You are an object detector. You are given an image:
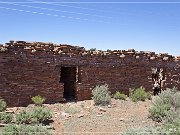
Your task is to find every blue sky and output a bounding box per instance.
[0,0,179,56]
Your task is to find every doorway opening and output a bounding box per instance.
[60,66,77,100]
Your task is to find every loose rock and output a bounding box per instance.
[99,107,106,112]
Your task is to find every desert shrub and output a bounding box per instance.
[149,88,180,122]
[160,128,180,135]
[31,95,45,106]
[1,124,51,135]
[113,92,127,100]
[149,103,170,122]
[164,118,180,130]
[123,127,160,135]
[31,107,52,124]
[165,109,180,123]
[124,126,180,135]
[172,92,180,109]
[158,88,176,106]
[16,107,52,124]
[64,107,80,114]
[129,86,149,102]
[0,112,13,124]
[92,84,111,105]
[0,99,7,112]
[16,110,32,124]
[160,118,180,135]
[160,110,180,134]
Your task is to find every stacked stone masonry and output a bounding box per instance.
[0,41,179,106]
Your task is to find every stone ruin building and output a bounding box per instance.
[0,40,179,106]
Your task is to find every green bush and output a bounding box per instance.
[149,103,170,122]
[122,127,180,135]
[0,112,13,124]
[16,110,32,124]
[0,99,7,112]
[165,109,180,123]
[113,92,127,100]
[123,126,180,135]
[64,107,80,114]
[172,92,180,109]
[31,95,45,106]
[129,86,149,102]
[92,84,111,106]
[160,117,180,135]
[2,124,51,135]
[161,110,180,134]
[16,107,52,124]
[31,107,52,124]
[158,88,176,106]
[164,118,180,130]
[149,88,180,123]
[123,127,161,135]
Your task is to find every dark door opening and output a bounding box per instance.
[60,66,76,100]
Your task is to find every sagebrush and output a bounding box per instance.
[149,87,180,134]
[2,124,51,135]
[31,95,45,106]
[16,110,32,124]
[92,84,111,105]
[0,99,7,112]
[16,107,52,124]
[129,86,150,102]
[31,107,52,124]
[113,91,127,100]
[149,88,180,122]
[149,103,170,122]
[123,127,161,135]
[0,112,13,124]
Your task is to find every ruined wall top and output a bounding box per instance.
[0,40,179,61]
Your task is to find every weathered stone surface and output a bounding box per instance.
[0,41,179,106]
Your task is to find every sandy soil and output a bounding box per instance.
[41,98,160,135]
[3,97,162,135]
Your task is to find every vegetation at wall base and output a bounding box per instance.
[113,92,127,100]
[0,99,7,112]
[129,86,150,102]
[31,95,46,106]
[92,84,111,106]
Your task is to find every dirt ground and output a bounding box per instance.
[43,97,160,135]
[3,97,162,135]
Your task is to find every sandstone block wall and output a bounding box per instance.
[0,41,179,106]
